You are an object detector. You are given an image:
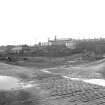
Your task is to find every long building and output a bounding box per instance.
[46,36,76,49]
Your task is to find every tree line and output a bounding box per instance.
[1,38,105,59]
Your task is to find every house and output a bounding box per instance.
[11,46,23,53]
[0,46,7,54]
[10,45,31,54]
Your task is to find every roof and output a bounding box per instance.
[48,38,73,42]
[11,46,22,51]
[0,46,7,52]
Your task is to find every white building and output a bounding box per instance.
[48,36,76,49]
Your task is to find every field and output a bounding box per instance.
[1,56,105,105]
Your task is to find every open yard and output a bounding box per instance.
[1,57,105,105]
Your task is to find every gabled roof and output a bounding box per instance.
[11,46,22,51]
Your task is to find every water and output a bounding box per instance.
[41,68,105,87]
[83,79,105,86]
[41,69,51,73]
[63,76,105,87]
[0,76,34,90]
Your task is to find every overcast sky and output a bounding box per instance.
[0,0,105,45]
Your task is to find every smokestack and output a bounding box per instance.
[48,38,50,42]
[55,35,57,41]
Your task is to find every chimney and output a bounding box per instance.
[55,35,57,41]
[48,38,50,42]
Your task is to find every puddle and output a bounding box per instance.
[41,68,105,87]
[41,69,51,73]
[0,76,35,90]
[83,79,105,86]
[63,76,105,87]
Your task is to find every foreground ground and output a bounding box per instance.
[1,57,105,105]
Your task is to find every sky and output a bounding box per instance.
[0,0,105,45]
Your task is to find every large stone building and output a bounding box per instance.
[47,36,76,49]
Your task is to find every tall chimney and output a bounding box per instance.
[55,35,57,41]
[48,38,50,42]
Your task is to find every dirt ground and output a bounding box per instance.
[1,58,105,105]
